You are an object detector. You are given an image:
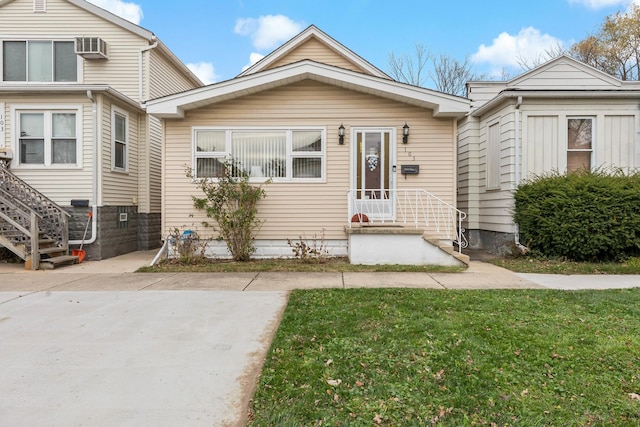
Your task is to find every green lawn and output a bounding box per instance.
[249,288,640,426]
[138,257,464,273]
[490,256,640,275]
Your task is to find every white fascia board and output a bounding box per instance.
[65,0,154,40]
[0,84,143,110]
[147,61,469,118]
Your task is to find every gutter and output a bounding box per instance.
[69,90,98,245]
[139,40,159,103]
[513,96,527,253]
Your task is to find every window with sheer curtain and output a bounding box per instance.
[18,110,78,166]
[3,40,77,82]
[567,118,593,173]
[193,128,324,180]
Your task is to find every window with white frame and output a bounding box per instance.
[17,110,79,166]
[193,128,325,180]
[3,40,77,82]
[486,121,500,190]
[112,109,128,171]
[567,117,593,173]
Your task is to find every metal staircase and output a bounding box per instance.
[0,162,78,270]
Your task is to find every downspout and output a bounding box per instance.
[139,40,158,103]
[513,96,527,252]
[70,90,98,245]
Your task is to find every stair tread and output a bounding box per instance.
[39,246,68,255]
[40,255,79,264]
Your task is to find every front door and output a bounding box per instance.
[352,129,394,219]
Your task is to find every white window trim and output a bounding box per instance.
[567,116,595,170]
[111,106,129,173]
[1,37,82,84]
[11,104,83,169]
[485,119,501,190]
[192,126,327,183]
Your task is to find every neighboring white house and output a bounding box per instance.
[458,55,640,254]
[0,0,202,266]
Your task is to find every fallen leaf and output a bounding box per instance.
[333,393,340,402]
[325,358,333,366]
[630,393,640,401]
[356,380,364,387]
[521,389,529,397]
[373,414,382,424]
[326,379,342,386]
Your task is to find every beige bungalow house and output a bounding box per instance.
[458,55,640,254]
[0,0,202,268]
[147,26,470,266]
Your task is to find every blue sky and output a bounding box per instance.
[88,0,639,86]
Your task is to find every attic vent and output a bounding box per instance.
[75,37,108,60]
[34,0,46,12]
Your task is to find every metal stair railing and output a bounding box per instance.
[347,188,468,253]
[0,164,70,259]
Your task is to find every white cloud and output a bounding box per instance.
[87,0,143,25]
[234,15,303,51]
[186,62,218,85]
[241,52,266,72]
[471,27,565,69]
[568,0,627,9]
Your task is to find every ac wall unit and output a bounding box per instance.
[75,37,108,60]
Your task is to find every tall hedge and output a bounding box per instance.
[513,169,640,261]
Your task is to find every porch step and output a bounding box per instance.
[39,245,69,255]
[423,234,470,265]
[39,255,79,270]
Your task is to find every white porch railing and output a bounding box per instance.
[347,189,468,253]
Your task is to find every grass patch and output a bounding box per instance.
[137,257,464,273]
[250,288,640,426]
[491,256,640,274]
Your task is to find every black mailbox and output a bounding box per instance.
[401,165,419,175]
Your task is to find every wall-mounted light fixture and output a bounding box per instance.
[402,123,410,144]
[338,123,345,145]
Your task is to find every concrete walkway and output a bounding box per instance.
[1,251,639,426]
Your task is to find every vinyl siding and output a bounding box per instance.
[467,82,506,111]
[521,99,640,178]
[4,93,94,205]
[509,62,619,90]
[456,116,481,230]
[101,97,141,205]
[1,0,150,101]
[475,104,517,233]
[264,38,371,74]
[148,115,162,212]
[148,49,200,100]
[163,80,457,240]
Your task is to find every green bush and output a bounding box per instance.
[188,160,270,262]
[514,168,640,261]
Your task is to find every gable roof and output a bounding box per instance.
[147,60,469,119]
[468,55,640,117]
[238,25,390,79]
[0,0,202,86]
[506,54,622,89]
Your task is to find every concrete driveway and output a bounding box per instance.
[0,288,286,426]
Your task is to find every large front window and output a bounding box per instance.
[3,40,77,82]
[193,128,325,180]
[567,118,593,172]
[18,110,78,166]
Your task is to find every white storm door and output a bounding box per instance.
[353,129,394,219]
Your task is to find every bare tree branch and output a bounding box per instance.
[430,54,476,97]
[387,43,431,87]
